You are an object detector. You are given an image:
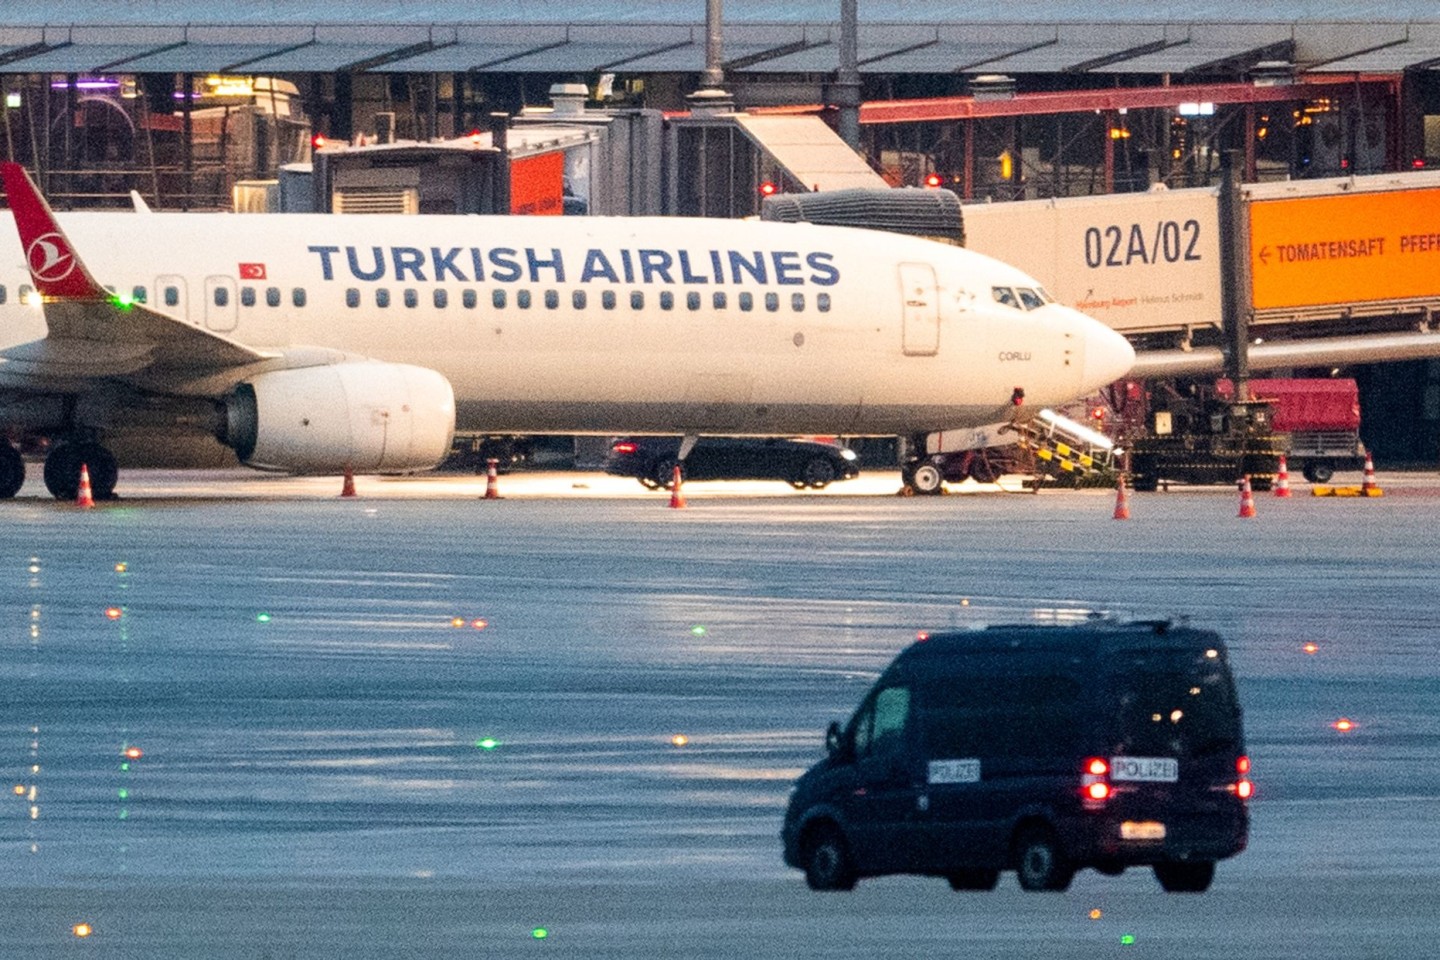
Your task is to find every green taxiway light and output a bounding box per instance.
[1121,934,1136,946]
[476,738,497,750]
[256,613,272,623]
[691,625,706,636]
[531,927,549,940]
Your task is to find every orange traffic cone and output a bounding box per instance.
[1274,456,1291,498]
[1237,476,1257,518]
[1113,475,1130,520]
[1361,451,1381,495]
[76,463,94,508]
[483,458,501,500]
[668,464,686,509]
[340,466,357,498]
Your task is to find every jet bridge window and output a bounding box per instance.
[131,286,147,304]
[239,286,255,307]
[462,289,477,309]
[345,288,360,308]
[266,287,281,308]
[992,286,1020,310]
[433,289,448,309]
[1017,288,1045,310]
[214,286,230,308]
[292,288,306,308]
[403,289,418,308]
[375,289,390,308]
[165,286,180,307]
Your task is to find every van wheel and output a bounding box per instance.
[803,825,857,892]
[947,868,999,891]
[1153,860,1215,893]
[1302,463,1333,483]
[1014,827,1074,892]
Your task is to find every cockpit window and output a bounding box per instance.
[1017,287,1045,310]
[1038,287,1056,303]
[992,286,1020,309]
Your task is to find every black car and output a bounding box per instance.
[783,620,1250,894]
[605,436,860,490]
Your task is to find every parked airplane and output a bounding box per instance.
[0,162,1134,499]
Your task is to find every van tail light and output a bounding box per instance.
[1234,755,1254,800]
[1082,757,1111,807]
[612,441,638,455]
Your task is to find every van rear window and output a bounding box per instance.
[1109,651,1239,758]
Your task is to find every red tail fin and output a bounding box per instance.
[1,162,108,300]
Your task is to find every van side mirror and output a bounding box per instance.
[825,721,844,758]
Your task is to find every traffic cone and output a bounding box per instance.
[1237,476,1257,518]
[668,464,686,509]
[1361,451,1381,495]
[1274,456,1291,498]
[76,463,94,508]
[340,466,357,498]
[1112,474,1130,520]
[483,458,501,500]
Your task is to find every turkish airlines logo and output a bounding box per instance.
[27,232,75,283]
[239,262,267,280]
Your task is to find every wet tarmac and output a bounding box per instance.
[2,470,1438,957]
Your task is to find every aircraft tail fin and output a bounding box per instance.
[1,162,110,301]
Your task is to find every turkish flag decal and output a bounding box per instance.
[239,262,267,280]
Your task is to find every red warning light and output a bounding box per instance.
[759,181,778,196]
[105,607,123,620]
[1331,717,1355,732]
[124,746,143,760]
[469,128,483,144]
[470,619,488,630]
[311,133,328,149]
[1413,158,1427,169]
[612,441,638,455]
[1236,755,1250,775]
[923,173,942,188]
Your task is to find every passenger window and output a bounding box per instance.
[517,290,532,309]
[345,288,360,308]
[165,286,180,307]
[712,291,727,310]
[0,284,6,304]
[292,288,306,308]
[687,291,701,310]
[433,289,448,309]
[492,289,506,309]
[1017,288,1044,310]
[602,290,617,310]
[375,289,390,308]
[20,283,32,304]
[132,285,147,304]
[765,292,779,312]
[817,292,831,312]
[739,292,753,312]
[462,289,477,309]
[659,291,674,310]
[239,286,255,307]
[572,290,586,310]
[545,290,559,309]
[214,286,230,307]
[404,288,418,308]
[791,292,805,312]
[992,286,1019,309]
[630,291,644,310]
[266,287,281,308]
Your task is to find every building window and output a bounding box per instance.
[434,289,448,309]
[345,288,360,308]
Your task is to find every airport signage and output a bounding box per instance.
[964,188,1222,334]
[1249,187,1440,311]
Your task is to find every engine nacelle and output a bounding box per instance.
[221,363,455,474]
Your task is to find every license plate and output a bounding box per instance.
[1110,756,1179,782]
[1121,820,1167,841]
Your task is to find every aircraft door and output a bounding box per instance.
[156,275,189,322]
[204,276,238,333]
[898,262,940,356]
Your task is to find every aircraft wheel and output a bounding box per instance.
[0,443,24,499]
[44,441,118,501]
[910,460,945,496]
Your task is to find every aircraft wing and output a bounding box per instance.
[0,162,273,386]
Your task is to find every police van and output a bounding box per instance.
[782,620,1251,893]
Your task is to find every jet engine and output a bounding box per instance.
[220,362,455,474]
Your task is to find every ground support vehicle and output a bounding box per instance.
[1128,396,1284,491]
[783,619,1251,894]
[1248,378,1365,483]
[904,408,1120,494]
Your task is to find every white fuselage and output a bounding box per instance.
[0,211,1132,438]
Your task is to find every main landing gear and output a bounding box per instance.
[0,440,121,500]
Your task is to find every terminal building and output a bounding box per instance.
[3,1,1440,461]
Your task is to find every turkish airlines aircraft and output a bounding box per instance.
[0,162,1133,499]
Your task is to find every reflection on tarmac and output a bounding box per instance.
[2,474,1439,957]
